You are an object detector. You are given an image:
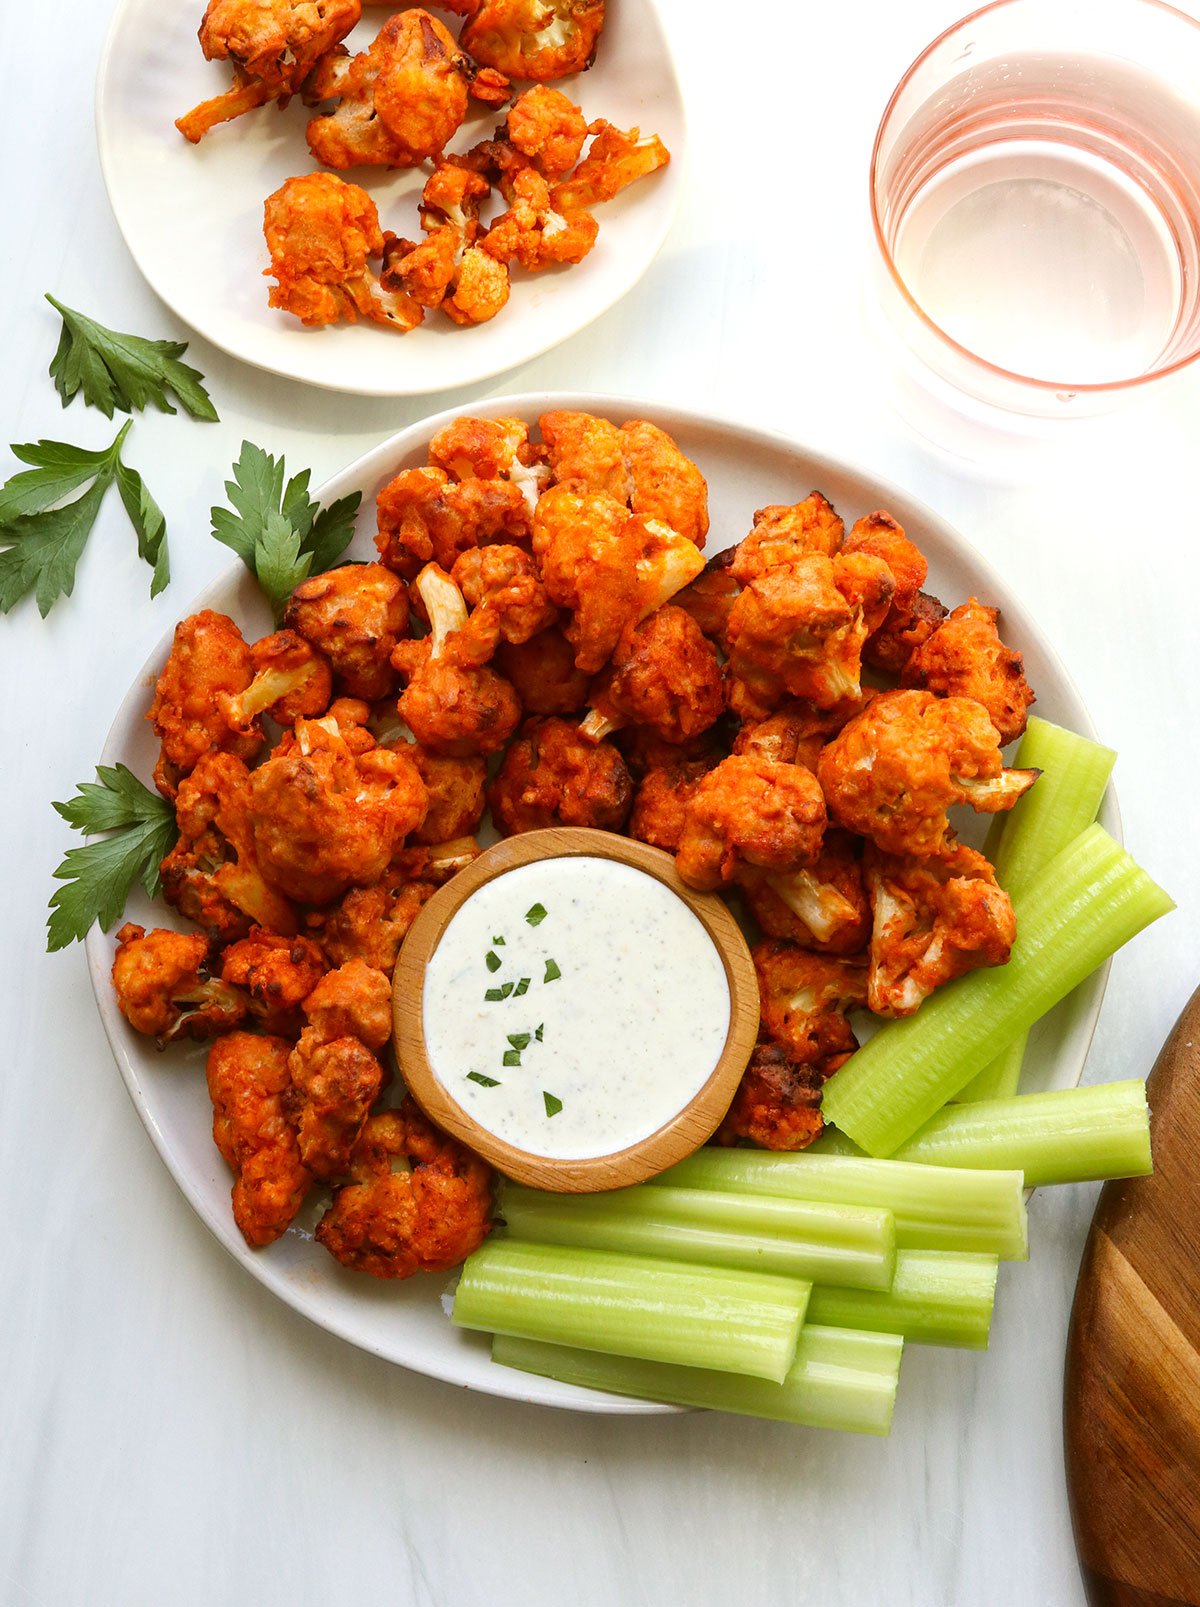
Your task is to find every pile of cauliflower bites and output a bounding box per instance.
[111,410,1038,1279]
[174,0,668,332]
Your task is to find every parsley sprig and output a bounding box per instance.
[47,295,219,422]
[0,422,168,615]
[47,765,178,952]
[212,441,361,621]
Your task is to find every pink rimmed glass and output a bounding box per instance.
[871,0,1200,420]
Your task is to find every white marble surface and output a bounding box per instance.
[2,1,1198,1602]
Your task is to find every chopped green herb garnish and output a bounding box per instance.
[492,935,505,946]
[485,950,502,972]
[507,1033,531,1052]
[543,1092,563,1118]
[502,1049,522,1068]
[513,976,531,997]
[535,1024,544,1042]
[467,1072,501,1088]
[525,903,548,926]
[544,959,562,983]
[485,982,515,1002]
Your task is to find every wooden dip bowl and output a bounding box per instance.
[393,828,759,1193]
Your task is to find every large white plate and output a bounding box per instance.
[87,394,1119,1411]
[94,2,686,396]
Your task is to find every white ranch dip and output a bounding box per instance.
[421,857,731,1161]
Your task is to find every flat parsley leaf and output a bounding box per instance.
[47,295,218,422]
[47,764,178,951]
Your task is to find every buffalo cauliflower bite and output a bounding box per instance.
[403,748,487,842]
[483,166,598,270]
[375,466,531,580]
[716,1042,826,1151]
[494,627,591,714]
[381,162,492,309]
[865,588,948,676]
[729,493,845,583]
[219,629,333,734]
[581,606,725,745]
[753,941,867,1068]
[550,120,669,211]
[675,755,827,892]
[428,415,546,494]
[531,485,643,671]
[112,924,247,1044]
[488,716,633,835]
[505,86,588,175]
[459,0,605,83]
[901,597,1036,744]
[540,410,629,499]
[732,695,871,774]
[308,838,479,969]
[451,544,558,662]
[286,959,392,1180]
[865,843,1017,1018]
[818,689,1039,858]
[619,420,709,550]
[300,956,393,1047]
[263,174,424,331]
[161,752,299,942]
[673,550,742,651]
[725,552,895,719]
[627,756,715,853]
[315,1104,494,1278]
[207,1033,313,1247]
[149,610,262,797]
[284,562,408,700]
[247,718,428,904]
[176,0,362,143]
[218,928,327,1035]
[394,565,523,756]
[741,830,871,956]
[305,10,469,169]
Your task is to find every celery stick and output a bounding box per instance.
[807,1251,999,1348]
[499,1182,896,1290]
[892,1081,1152,1186]
[959,720,1117,1103]
[492,1324,904,1435]
[822,826,1173,1155]
[452,1239,809,1382]
[661,1150,1028,1261]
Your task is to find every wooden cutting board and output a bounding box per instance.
[1064,985,1200,1607]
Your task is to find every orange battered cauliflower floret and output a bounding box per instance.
[494,627,591,714]
[488,715,633,835]
[741,830,871,957]
[675,755,827,893]
[550,120,669,210]
[866,589,948,677]
[247,717,428,904]
[505,85,588,175]
[673,550,741,650]
[284,562,409,700]
[753,941,867,1069]
[176,0,362,142]
[112,924,247,1044]
[582,605,725,745]
[308,838,479,970]
[733,694,871,774]
[483,166,598,270]
[286,959,392,1180]
[263,173,424,331]
[901,597,1035,745]
[149,610,262,798]
[375,467,532,580]
[627,755,716,854]
[382,165,511,325]
[865,843,1016,1018]
[716,1042,826,1152]
[305,10,469,169]
[540,409,629,499]
[219,629,333,734]
[315,1104,494,1278]
[619,420,708,551]
[843,511,930,665]
[817,689,1039,858]
[451,544,558,663]
[428,415,547,490]
[207,1032,314,1246]
[404,748,488,843]
[729,493,845,583]
[218,928,327,1034]
[459,0,605,83]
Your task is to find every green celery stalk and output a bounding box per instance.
[807,1251,999,1348]
[660,1149,1028,1261]
[492,1324,904,1435]
[959,719,1117,1103]
[452,1239,809,1382]
[499,1182,896,1290]
[822,826,1173,1155]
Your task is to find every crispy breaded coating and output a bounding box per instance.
[865,588,948,676]
[285,959,392,1178]
[488,715,633,835]
[901,597,1035,744]
[247,717,428,904]
[405,748,488,842]
[729,493,845,583]
[483,167,598,269]
[149,610,262,797]
[505,86,588,175]
[627,756,714,853]
[308,840,479,969]
[550,120,669,210]
[540,410,630,499]
[716,1042,826,1151]
[428,415,545,487]
[741,830,871,956]
[753,941,867,1068]
[161,752,299,942]
[220,630,334,735]
[263,173,424,331]
[619,420,709,550]
[583,605,725,744]
[818,689,1039,858]
[207,1033,313,1246]
[315,1105,494,1278]
[459,0,605,83]
[219,928,327,1035]
[451,544,558,662]
[306,10,468,169]
[176,0,361,143]
[732,695,870,774]
[301,956,392,1047]
[673,550,741,651]
[375,466,532,580]
[865,843,1016,1018]
[381,162,492,309]
[844,511,925,631]
[726,552,895,719]
[531,485,642,671]
[112,924,246,1043]
[616,724,726,779]
[675,754,826,892]
[494,628,591,714]
[284,562,408,700]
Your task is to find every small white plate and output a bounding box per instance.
[94,2,686,396]
[87,395,1118,1410]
